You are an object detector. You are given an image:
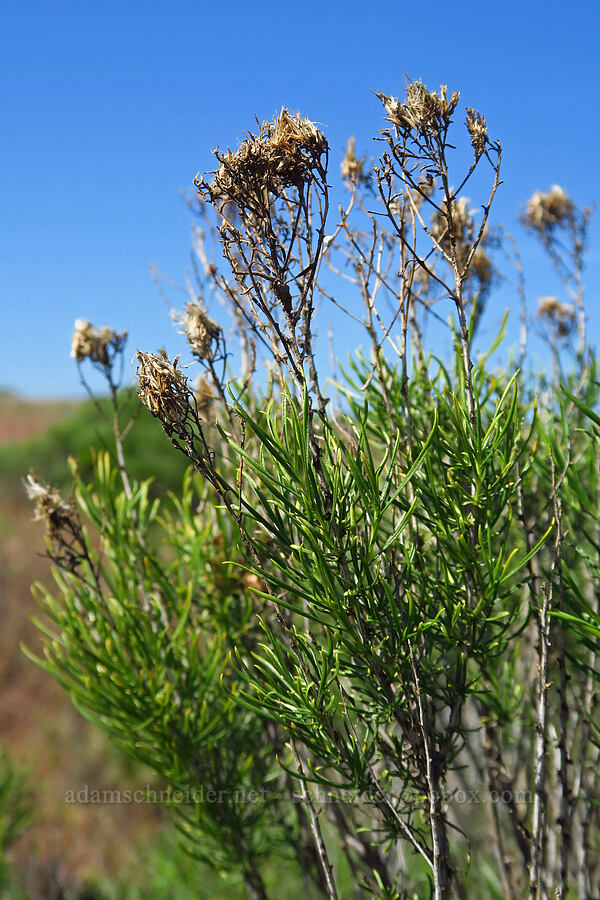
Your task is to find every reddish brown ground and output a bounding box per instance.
[0,395,163,894]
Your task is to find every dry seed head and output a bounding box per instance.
[172,302,221,361]
[136,350,192,427]
[466,108,487,157]
[378,93,405,126]
[434,84,460,121]
[70,319,127,366]
[431,196,474,246]
[341,137,366,183]
[268,108,326,158]
[378,82,459,135]
[537,296,576,336]
[194,375,216,420]
[525,185,574,233]
[403,81,435,131]
[204,108,327,208]
[24,473,82,571]
[24,473,73,524]
[472,248,493,292]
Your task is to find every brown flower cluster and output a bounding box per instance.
[136,350,192,429]
[172,302,221,362]
[466,108,487,157]
[70,319,128,366]
[377,82,460,136]
[25,473,73,525]
[431,196,493,294]
[471,248,493,291]
[194,375,216,420]
[431,196,474,248]
[24,474,84,571]
[524,185,574,234]
[199,108,328,210]
[341,137,366,184]
[537,296,576,337]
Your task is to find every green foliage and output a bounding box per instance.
[25,455,293,891]
[25,341,581,897]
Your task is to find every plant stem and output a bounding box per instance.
[409,644,452,900]
[529,461,561,899]
[290,739,339,900]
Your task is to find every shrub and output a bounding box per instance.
[26,83,599,899]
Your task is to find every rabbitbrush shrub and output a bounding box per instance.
[26,83,600,899]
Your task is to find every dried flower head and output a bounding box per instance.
[341,137,366,183]
[24,473,83,570]
[431,196,474,248]
[24,473,73,524]
[466,108,487,157]
[537,296,576,337]
[471,248,493,293]
[136,350,192,429]
[268,108,327,159]
[70,319,128,366]
[377,82,460,136]
[200,108,328,211]
[430,196,493,294]
[194,375,216,420]
[524,186,574,233]
[172,302,221,362]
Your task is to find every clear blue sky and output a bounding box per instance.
[2,0,599,397]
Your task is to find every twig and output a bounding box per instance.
[529,456,561,900]
[409,642,452,900]
[290,739,339,900]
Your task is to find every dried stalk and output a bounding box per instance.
[290,739,339,900]
[529,460,561,899]
[409,643,452,900]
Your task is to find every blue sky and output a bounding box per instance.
[2,0,599,397]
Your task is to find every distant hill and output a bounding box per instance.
[0,390,81,446]
[0,389,189,501]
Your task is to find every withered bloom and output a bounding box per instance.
[137,351,221,485]
[471,248,493,294]
[466,108,487,158]
[172,302,221,362]
[199,108,328,214]
[136,350,192,431]
[341,137,366,184]
[194,375,216,420]
[537,296,576,337]
[377,82,460,136]
[431,196,493,301]
[24,474,83,571]
[524,186,575,234]
[70,319,128,367]
[431,196,474,248]
[25,473,73,524]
